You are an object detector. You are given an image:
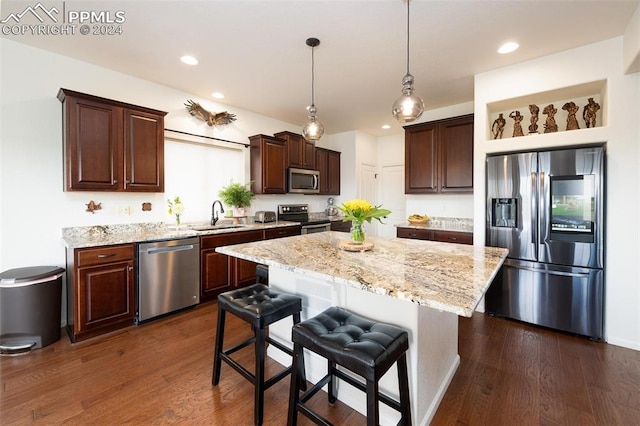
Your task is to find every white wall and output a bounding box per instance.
[474,37,640,350]
[0,38,319,272]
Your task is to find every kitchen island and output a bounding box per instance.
[216,231,508,425]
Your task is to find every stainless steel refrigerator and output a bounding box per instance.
[485,146,605,340]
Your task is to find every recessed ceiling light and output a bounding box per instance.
[212,92,225,99]
[498,42,519,54]
[180,55,198,65]
[381,124,391,130]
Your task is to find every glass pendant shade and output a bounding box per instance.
[392,0,424,123]
[302,105,324,141]
[392,73,425,122]
[302,37,323,142]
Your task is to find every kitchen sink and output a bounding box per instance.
[189,224,245,231]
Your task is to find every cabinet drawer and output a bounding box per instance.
[76,244,134,267]
[264,226,300,239]
[431,230,473,245]
[397,227,432,240]
[201,230,264,250]
[330,220,352,232]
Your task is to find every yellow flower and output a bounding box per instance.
[337,198,391,224]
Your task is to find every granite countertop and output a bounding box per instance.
[62,220,301,249]
[396,216,473,233]
[216,231,508,317]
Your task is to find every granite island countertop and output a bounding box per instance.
[216,231,508,317]
[62,220,301,249]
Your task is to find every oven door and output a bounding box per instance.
[301,223,331,234]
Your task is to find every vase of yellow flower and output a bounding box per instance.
[167,196,184,226]
[337,199,391,244]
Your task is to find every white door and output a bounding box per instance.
[360,164,378,236]
[380,164,405,238]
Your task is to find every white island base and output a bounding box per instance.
[266,267,459,426]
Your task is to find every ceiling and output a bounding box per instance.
[2,0,638,136]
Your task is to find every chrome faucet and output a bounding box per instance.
[211,200,225,226]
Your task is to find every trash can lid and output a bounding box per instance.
[0,266,65,285]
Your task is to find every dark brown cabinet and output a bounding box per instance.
[249,134,287,194]
[264,225,301,240]
[330,220,351,232]
[200,226,301,301]
[396,227,473,245]
[65,244,136,342]
[315,147,341,195]
[404,114,474,194]
[275,131,315,170]
[58,89,166,192]
[200,230,265,302]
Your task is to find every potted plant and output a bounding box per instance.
[218,181,255,217]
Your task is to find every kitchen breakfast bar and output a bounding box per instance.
[216,231,508,425]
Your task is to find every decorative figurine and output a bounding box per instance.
[583,97,600,128]
[528,104,539,134]
[509,110,524,137]
[184,100,237,126]
[562,101,580,130]
[85,200,102,214]
[543,104,558,133]
[491,113,506,139]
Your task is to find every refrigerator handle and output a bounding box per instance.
[531,172,537,245]
[506,263,591,278]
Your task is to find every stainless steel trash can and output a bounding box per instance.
[0,266,65,354]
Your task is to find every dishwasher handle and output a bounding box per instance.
[145,244,196,255]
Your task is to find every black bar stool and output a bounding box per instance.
[256,264,269,284]
[213,283,304,426]
[287,306,411,426]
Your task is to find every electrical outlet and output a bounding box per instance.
[117,206,131,216]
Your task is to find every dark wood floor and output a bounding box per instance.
[1,301,639,425]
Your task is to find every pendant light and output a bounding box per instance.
[302,37,324,142]
[392,0,424,123]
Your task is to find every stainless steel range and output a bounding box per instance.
[278,204,331,234]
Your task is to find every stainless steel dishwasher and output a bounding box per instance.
[137,237,200,323]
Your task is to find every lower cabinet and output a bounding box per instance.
[66,244,136,342]
[330,220,352,232]
[200,230,263,302]
[396,227,473,245]
[200,225,301,302]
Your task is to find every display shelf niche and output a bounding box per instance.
[486,80,606,141]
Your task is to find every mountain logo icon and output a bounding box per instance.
[1,2,60,24]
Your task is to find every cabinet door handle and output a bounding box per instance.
[128,266,134,272]
[112,179,118,184]
[97,253,116,258]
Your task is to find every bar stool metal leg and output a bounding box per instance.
[212,306,226,385]
[255,326,266,425]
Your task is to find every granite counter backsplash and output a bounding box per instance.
[396,216,473,232]
[62,220,300,249]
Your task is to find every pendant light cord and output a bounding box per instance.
[311,45,315,106]
[406,0,411,75]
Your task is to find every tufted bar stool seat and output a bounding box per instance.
[213,283,304,426]
[288,306,411,426]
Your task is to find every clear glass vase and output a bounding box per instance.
[350,220,366,244]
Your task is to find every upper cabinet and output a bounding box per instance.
[249,134,287,194]
[275,131,315,170]
[57,89,166,192]
[315,147,341,195]
[404,114,474,194]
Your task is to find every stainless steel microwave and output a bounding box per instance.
[288,168,320,194]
